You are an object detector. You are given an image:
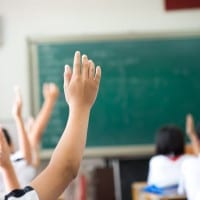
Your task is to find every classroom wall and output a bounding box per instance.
[0,0,200,120]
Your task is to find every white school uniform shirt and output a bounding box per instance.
[147,154,192,188]
[11,151,36,186]
[0,151,36,195]
[1,186,39,200]
[178,155,200,200]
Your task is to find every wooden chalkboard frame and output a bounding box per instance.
[28,31,200,158]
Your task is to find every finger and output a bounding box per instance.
[49,83,56,92]
[188,115,193,125]
[43,83,49,93]
[14,86,21,100]
[13,89,21,108]
[0,129,5,148]
[64,65,72,88]
[94,66,101,83]
[14,85,20,94]
[16,91,22,103]
[82,55,89,79]
[187,114,192,119]
[73,51,81,75]
[88,60,95,79]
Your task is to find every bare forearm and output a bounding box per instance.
[30,107,90,200]
[15,116,32,163]
[1,163,20,192]
[52,107,90,172]
[30,99,56,147]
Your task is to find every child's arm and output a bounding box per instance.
[12,88,32,164]
[186,114,200,155]
[0,128,20,192]
[28,83,59,167]
[30,51,101,200]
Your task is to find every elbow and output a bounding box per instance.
[67,161,80,181]
[49,159,80,183]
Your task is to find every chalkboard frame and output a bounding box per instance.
[28,31,200,158]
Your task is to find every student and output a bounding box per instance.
[0,51,101,200]
[147,124,192,188]
[0,128,20,194]
[0,83,59,193]
[177,114,200,200]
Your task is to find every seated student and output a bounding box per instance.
[0,82,59,193]
[0,51,101,200]
[178,114,200,200]
[147,124,192,189]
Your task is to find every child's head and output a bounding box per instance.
[1,128,14,153]
[155,124,185,156]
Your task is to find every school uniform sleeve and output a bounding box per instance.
[4,186,39,200]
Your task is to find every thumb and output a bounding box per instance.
[64,65,72,88]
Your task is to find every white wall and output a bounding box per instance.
[0,0,200,120]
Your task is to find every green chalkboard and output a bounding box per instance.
[29,33,200,149]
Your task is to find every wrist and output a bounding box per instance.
[69,106,91,116]
[45,94,58,101]
[44,97,57,106]
[14,115,22,122]
[1,161,13,173]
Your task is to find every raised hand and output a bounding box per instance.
[12,86,22,119]
[43,83,59,101]
[186,114,196,137]
[186,113,200,155]
[64,51,101,109]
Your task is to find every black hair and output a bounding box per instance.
[155,124,185,156]
[2,128,12,146]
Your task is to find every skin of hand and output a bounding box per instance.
[43,83,59,101]
[64,53,101,109]
[186,114,196,137]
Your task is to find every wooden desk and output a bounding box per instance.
[140,193,187,200]
[132,182,147,200]
[131,182,187,200]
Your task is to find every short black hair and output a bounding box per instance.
[155,124,185,156]
[2,128,12,146]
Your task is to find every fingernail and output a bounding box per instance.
[65,65,70,72]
